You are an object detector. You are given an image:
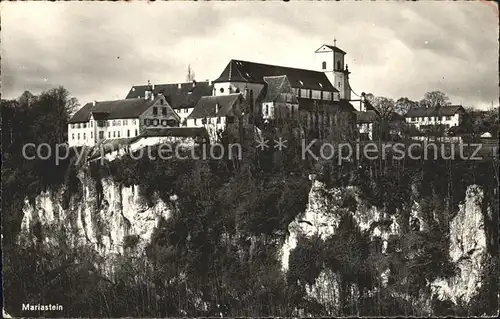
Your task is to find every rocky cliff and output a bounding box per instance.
[7,157,499,317]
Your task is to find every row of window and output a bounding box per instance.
[71,119,138,129]
[322,61,343,70]
[293,88,333,101]
[152,107,169,116]
[194,117,232,125]
[175,108,191,114]
[409,116,452,122]
[71,129,138,141]
[143,118,176,126]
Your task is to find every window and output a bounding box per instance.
[72,133,75,140]
[135,129,138,136]
[185,108,189,113]
[91,132,93,138]
[117,131,120,138]
[83,123,87,128]
[194,119,197,125]
[446,116,451,120]
[265,105,269,116]
[76,123,80,129]
[153,107,158,116]
[312,90,321,99]
[202,118,207,124]
[99,131,104,139]
[90,121,93,127]
[337,61,341,70]
[153,119,159,126]
[144,119,148,125]
[309,90,312,99]
[108,132,111,138]
[160,99,164,105]
[412,117,416,121]
[113,131,116,138]
[322,61,327,70]
[216,117,221,124]
[83,133,86,139]
[127,130,130,137]
[123,120,127,125]
[162,107,167,115]
[161,120,168,126]
[77,133,80,140]
[220,88,224,93]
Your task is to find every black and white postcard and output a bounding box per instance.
[1,1,499,317]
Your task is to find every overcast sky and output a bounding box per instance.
[1,1,498,109]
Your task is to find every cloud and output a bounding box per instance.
[1,1,498,109]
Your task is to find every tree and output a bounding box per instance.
[186,64,196,82]
[18,90,37,107]
[370,96,395,120]
[419,91,451,108]
[395,97,418,115]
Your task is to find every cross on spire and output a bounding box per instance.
[333,38,337,46]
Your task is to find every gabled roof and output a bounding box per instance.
[405,105,464,118]
[355,110,379,124]
[125,81,213,109]
[315,44,346,55]
[262,75,299,104]
[188,94,247,119]
[69,95,178,123]
[213,59,338,92]
[298,98,355,114]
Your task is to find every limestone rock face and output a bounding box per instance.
[281,175,489,311]
[21,171,172,255]
[430,185,487,304]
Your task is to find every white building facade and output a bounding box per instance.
[68,94,180,147]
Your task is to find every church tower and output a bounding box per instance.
[315,40,351,100]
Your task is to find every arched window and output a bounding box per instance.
[337,61,341,70]
[322,61,327,70]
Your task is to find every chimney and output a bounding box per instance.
[207,79,212,86]
[192,80,197,87]
[178,83,182,89]
[93,100,96,107]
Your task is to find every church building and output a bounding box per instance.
[69,42,371,146]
